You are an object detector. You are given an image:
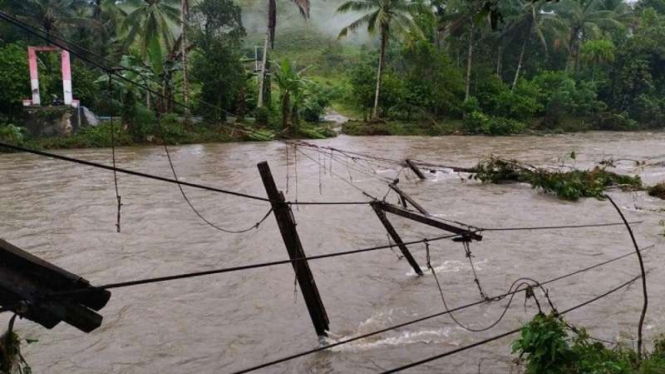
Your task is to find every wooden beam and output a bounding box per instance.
[257,161,329,337]
[370,202,424,275]
[405,159,426,180]
[389,183,429,216]
[0,239,111,333]
[376,201,482,241]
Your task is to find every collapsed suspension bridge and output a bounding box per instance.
[0,9,658,373]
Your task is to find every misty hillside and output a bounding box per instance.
[236,0,372,71]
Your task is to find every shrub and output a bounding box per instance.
[485,117,526,135]
[300,82,336,123]
[592,112,639,131]
[158,113,188,144]
[0,44,29,123]
[463,110,490,134]
[254,107,270,127]
[513,313,665,374]
[0,124,25,146]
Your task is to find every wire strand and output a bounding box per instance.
[380,274,643,373]
[0,142,374,206]
[230,245,654,374]
[45,234,459,298]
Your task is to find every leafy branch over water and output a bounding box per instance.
[471,156,643,201]
[512,313,665,374]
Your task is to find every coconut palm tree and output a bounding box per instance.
[436,0,485,102]
[550,0,627,74]
[180,0,189,114]
[501,0,568,90]
[5,0,88,40]
[122,0,180,72]
[337,0,424,117]
[256,0,310,108]
[580,38,615,81]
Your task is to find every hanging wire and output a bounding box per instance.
[462,240,489,300]
[107,72,122,233]
[380,274,644,374]
[231,248,653,374]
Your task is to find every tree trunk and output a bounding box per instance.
[372,27,388,119]
[93,0,102,20]
[496,44,503,77]
[512,36,528,91]
[282,93,290,131]
[465,21,474,102]
[181,0,190,117]
[145,79,151,110]
[257,31,270,108]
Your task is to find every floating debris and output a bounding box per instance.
[471,156,643,201]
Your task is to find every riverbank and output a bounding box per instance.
[0,120,338,151]
[340,115,653,137]
[2,113,663,153]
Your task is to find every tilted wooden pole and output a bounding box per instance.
[376,201,482,241]
[371,202,424,275]
[257,161,329,337]
[388,183,429,216]
[405,159,426,180]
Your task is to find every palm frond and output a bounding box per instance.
[337,0,375,14]
[338,10,379,38]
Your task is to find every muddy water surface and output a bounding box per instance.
[1,132,664,373]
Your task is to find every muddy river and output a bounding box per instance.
[1,132,664,373]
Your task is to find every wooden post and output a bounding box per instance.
[405,159,426,180]
[389,183,429,216]
[376,201,482,241]
[257,161,329,337]
[371,202,424,275]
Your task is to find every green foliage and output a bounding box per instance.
[609,8,665,128]
[399,41,465,117]
[512,314,574,374]
[472,157,643,200]
[0,44,29,123]
[122,0,180,72]
[0,124,25,150]
[300,83,337,123]
[347,56,378,117]
[189,0,246,123]
[463,110,490,134]
[273,58,310,130]
[254,107,270,127]
[513,313,665,374]
[531,71,605,127]
[71,63,98,108]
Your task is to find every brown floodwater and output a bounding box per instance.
[1,132,664,374]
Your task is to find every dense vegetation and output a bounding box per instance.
[1,0,665,147]
[513,313,665,374]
